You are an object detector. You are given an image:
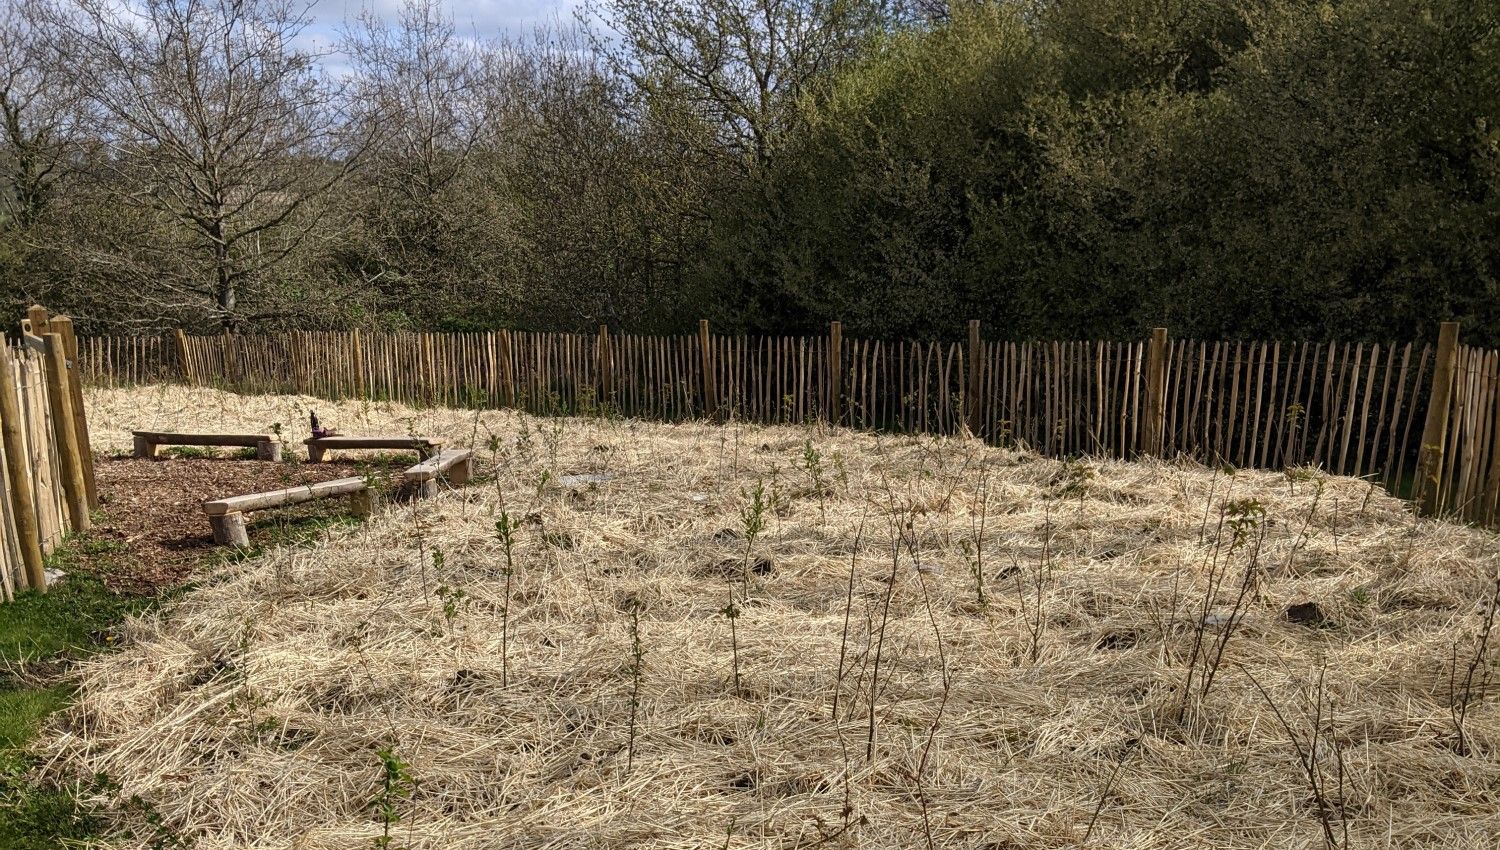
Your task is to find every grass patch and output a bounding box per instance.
[160,445,217,460]
[216,498,369,564]
[0,537,160,848]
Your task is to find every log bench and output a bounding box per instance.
[203,477,372,548]
[304,435,443,464]
[134,431,282,461]
[400,449,475,499]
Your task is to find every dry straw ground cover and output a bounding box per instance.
[44,386,1500,848]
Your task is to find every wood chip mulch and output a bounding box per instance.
[83,455,364,594]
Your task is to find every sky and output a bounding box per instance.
[301,0,575,68]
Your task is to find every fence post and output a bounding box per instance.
[174,328,192,383]
[1144,327,1169,455]
[42,333,91,534]
[698,319,716,419]
[352,329,367,399]
[966,320,982,436]
[24,304,49,336]
[598,324,612,409]
[829,321,843,425]
[50,317,99,510]
[1415,321,1461,516]
[0,346,47,591]
[498,329,515,407]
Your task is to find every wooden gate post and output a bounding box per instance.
[966,320,982,436]
[1415,321,1461,516]
[0,346,47,591]
[698,319,716,419]
[829,321,843,425]
[50,317,99,510]
[42,333,91,533]
[1144,327,1169,455]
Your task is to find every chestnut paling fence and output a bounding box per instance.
[1,308,99,599]
[80,321,1500,527]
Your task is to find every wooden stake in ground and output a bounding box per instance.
[50,316,100,510]
[1143,328,1169,455]
[967,320,982,436]
[829,321,843,425]
[698,320,716,420]
[42,333,91,533]
[1415,322,1461,516]
[0,347,47,591]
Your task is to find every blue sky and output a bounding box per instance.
[301,0,575,68]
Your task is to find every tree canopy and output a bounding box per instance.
[1,0,1495,343]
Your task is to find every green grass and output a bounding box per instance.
[160,445,217,460]
[0,538,159,848]
[216,507,364,564]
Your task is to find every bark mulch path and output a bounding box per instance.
[82,454,368,594]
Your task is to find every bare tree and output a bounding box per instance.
[343,0,486,204]
[0,0,83,229]
[584,0,889,171]
[339,0,505,318]
[60,0,361,329]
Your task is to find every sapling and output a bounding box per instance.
[739,478,768,596]
[432,548,468,634]
[623,594,646,772]
[722,479,768,694]
[496,512,517,688]
[485,431,506,513]
[801,438,829,523]
[1179,498,1266,723]
[371,745,416,850]
[1449,574,1500,756]
[1243,666,1349,850]
[832,513,867,721]
[966,465,992,610]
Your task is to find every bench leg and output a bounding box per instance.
[133,435,157,459]
[450,457,474,486]
[349,489,374,518]
[307,445,326,463]
[255,440,282,462]
[210,512,250,548]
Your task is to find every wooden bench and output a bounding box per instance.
[304,435,443,464]
[203,477,371,547]
[400,449,475,499]
[134,431,281,461]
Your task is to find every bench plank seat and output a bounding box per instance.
[305,435,443,463]
[134,431,281,461]
[202,476,372,548]
[203,477,368,516]
[400,449,474,499]
[403,449,474,482]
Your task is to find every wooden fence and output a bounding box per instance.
[80,321,1500,527]
[1,308,98,599]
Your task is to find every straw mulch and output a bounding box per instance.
[46,385,1500,848]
